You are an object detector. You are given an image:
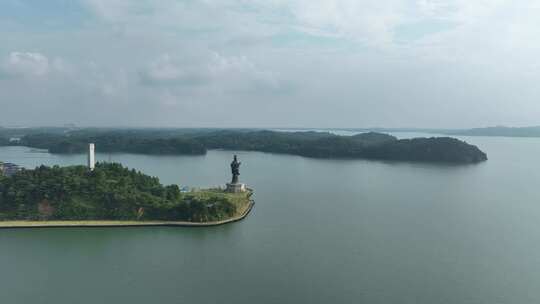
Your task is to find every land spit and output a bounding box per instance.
[0,201,254,229]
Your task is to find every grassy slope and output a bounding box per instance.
[187,189,253,217]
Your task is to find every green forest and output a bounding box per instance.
[0,128,488,163]
[0,163,251,222]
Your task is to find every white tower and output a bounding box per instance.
[88,143,95,171]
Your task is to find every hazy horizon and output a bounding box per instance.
[1,124,539,130]
[1,1,539,128]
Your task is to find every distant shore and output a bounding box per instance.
[0,201,254,229]
[1,128,487,163]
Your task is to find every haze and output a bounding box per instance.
[1,0,539,128]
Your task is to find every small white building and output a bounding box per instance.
[88,143,95,171]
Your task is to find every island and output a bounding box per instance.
[443,126,540,138]
[0,128,488,163]
[0,162,254,228]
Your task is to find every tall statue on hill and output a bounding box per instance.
[226,155,246,193]
[230,155,241,184]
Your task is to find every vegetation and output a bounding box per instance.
[20,133,205,155]
[194,130,486,162]
[0,163,251,222]
[445,126,540,137]
[360,137,487,163]
[2,128,487,163]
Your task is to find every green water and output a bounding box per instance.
[1,134,540,303]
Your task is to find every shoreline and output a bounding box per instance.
[0,201,254,229]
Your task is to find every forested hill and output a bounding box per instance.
[0,129,487,163]
[445,126,540,137]
[0,163,249,222]
[194,131,487,163]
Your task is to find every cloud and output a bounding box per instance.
[82,0,148,22]
[139,54,210,87]
[1,52,50,77]
[279,0,408,46]
[81,0,407,48]
[52,0,540,56]
[140,52,286,94]
[1,1,540,127]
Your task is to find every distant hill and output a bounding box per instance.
[446,126,540,137]
[1,128,487,164]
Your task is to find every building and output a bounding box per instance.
[88,143,95,171]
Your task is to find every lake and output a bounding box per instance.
[1,133,540,304]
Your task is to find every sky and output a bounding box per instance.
[0,0,539,128]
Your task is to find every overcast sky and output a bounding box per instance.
[1,0,539,128]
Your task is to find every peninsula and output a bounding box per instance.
[0,128,488,163]
[0,162,253,228]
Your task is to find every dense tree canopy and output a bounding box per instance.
[7,129,487,163]
[21,133,205,155]
[194,130,486,162]
[0,163,249,222]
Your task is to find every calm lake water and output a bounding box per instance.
[1,133,540,304]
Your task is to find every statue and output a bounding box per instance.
[230,155,241,184]
[226,155,246,193]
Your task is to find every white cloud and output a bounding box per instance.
[282,0,408,46]
[2,52,50,77]
[2,1,540,127]
[140,54,209,86]
[83,0,146,22]
[140,52,284,93]
[82,0,409,48]
[80,0,540,54]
